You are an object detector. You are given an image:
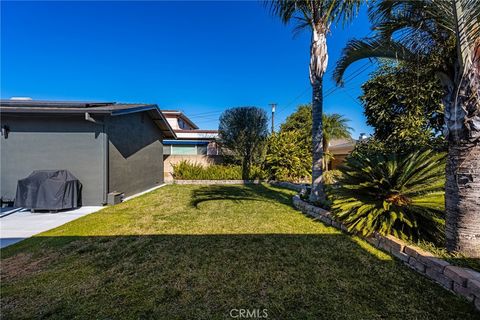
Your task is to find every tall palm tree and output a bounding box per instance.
[333,0,480,257]
[322,113,352,170]
[268,0,363,202]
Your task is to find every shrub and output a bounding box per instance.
[359,62,446,153]
[331,149,446,243]
[264,131,311,182]
[219,107,269,179]
[172,160,266,180]
[322,169,342,185]
[249,165,268,180]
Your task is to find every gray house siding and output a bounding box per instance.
[0,115,106,205]
[107,112,164,197]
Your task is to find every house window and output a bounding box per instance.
[168,144,209,155]
[172,145,197,155]
[178,118,188,129]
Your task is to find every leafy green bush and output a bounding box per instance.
[172,160,266,180]
[219,107,268,179]
[322,169,342,185]
[359,62,446,153]
[264,131,311,182]
[249,165,268,180]
[331,149,446,243]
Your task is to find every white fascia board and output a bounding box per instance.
[174,132,219,139]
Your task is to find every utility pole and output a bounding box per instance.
[269,103,277,134]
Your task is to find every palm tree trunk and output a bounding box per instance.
[445,139,480,257]
[311,78,325,201]
[309,26,328,203]
[444,41,480,257]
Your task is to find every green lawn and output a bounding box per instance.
[1,184,478,319]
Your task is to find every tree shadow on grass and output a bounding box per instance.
[189,184,294,208]
[2,184,478,318]
[1,233,478,320]
[245,183,295,206]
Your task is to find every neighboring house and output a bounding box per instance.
[329,138,357,169]
[161,110,221,181]
[161,110,359,178]
[0,99,175,206]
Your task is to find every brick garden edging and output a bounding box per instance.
[172,180,264,185]
[292,194,480,311]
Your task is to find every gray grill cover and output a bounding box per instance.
[14,170,81,210]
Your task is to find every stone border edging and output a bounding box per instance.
[270,181,306,192]
[172,180,265,185]
[292,194,480,311]
[172,180,306,187]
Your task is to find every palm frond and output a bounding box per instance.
[333,37,416,85]
[267,0,365,32]
[266,0,303,25]
[322,113,353,142]
[330,0,363,27]
[369,0,454,33]
[331,149,445,243]
[460,0,480,45]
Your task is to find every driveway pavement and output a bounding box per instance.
[0,206,103,248]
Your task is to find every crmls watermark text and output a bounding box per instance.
[229,308,268,318]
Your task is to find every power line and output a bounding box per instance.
[274,86,311,115]
[184,32,377,123]
[188,110,224,117]
[341,88,364,107]
[189,116,222,122]
[275,60,373,118]
[190,30,377,122]
[323,61,372,98]
[190,114,222,119]
[188,60,372,125]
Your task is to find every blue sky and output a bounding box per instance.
[1,1,375,135]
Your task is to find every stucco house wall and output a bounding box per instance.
[329,138,357,169]
[108,112,164,197]
[0,115,106,205]
[331,154,349,169]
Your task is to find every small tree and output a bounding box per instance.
[360,62,446,153]
[281,105,352,171]
[280,104,312,146]
[264,131,311,182]
[218,107,268,180]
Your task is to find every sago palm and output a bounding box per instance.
[333,0,480,257]
[332,150,446,243]
[322,113,352,170]
[267,0,363,202]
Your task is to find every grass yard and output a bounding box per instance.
[1,184,478,319]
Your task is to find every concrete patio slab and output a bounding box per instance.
[0,206,103,248]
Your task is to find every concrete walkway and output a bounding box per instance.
[0,206,103,248]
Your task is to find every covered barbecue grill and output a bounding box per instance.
[14,170,81,211]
